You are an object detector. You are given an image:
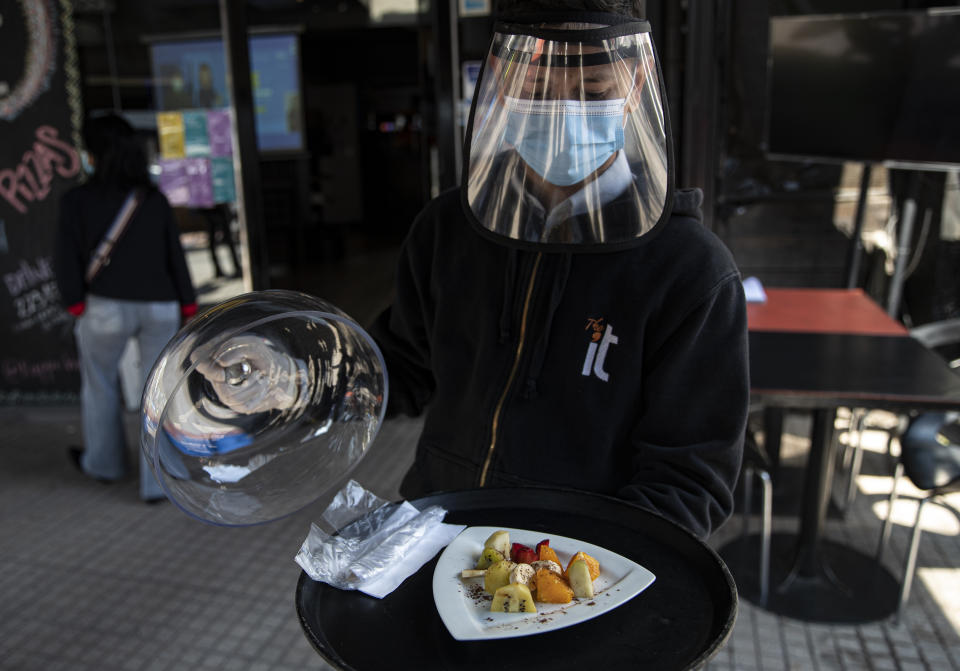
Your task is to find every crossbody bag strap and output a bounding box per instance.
[84,189,144,285]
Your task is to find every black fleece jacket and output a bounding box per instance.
[369,186,748,538]
[54,183,196,310]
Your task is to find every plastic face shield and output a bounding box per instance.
[463,17,673,249]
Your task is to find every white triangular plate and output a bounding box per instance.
[433,526,656,641]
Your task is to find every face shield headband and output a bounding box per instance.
[461,15,675,251]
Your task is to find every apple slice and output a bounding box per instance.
[567,559,595,599]
[483,530,511,557]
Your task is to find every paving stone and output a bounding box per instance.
[858,623,887,640]
[815,657,844,671]
[865,638,892,654]
[920,651,951,667]
[759,653,787,670]
[835,635,864,652]
[871,658,898,671]
[887,626,916,645]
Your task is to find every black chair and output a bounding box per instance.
[875,411,960,621]
[836,407,902,513]
[909,317,960,368]
[836,318,960,513]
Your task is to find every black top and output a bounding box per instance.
[368,186,749,539]
[54,183,196,308]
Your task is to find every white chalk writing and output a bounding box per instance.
[3,256,69,333]
[2,354,79,384]
[12,282,68,332]
[4,256,54,297]
[0,125,80,214]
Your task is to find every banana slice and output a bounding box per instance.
[460,569,487,578]
[530,559,562,575]
[509,563,536,586]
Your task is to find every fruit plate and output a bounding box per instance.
[432,525,656,641]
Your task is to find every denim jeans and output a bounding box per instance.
[75,295,180,500]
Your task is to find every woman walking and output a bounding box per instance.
[55,113,197,502]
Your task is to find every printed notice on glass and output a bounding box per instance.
[157,112,186,159]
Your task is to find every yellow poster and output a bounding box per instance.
[156,112,186,159]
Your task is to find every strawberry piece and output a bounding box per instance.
[510,542,538,564]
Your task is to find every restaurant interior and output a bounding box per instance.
[2,0,960,669]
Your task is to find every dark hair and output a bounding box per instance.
[82,113,151,190]
[494,0,644,19]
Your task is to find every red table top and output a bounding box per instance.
[747,288,908,336]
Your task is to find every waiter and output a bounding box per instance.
[368,0,750,539]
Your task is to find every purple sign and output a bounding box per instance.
[158,158,214,208]
[206,109,233,157]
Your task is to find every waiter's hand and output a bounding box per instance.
[193,334,303,415]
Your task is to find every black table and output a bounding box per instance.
[297,488,737,670]
[724,330,960,622]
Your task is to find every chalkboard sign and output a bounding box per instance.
[0,0,85,402]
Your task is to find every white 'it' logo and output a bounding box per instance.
[581,317,618,382]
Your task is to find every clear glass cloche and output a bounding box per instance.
[140,290,388,526]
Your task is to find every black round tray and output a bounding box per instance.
[296,487,736,670]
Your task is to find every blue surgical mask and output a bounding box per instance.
[503,97,626,187]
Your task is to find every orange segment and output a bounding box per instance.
[532,568,573,603]
[565,551,600,581]
[538,544,561,566]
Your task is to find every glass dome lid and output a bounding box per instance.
[140,290,388,526]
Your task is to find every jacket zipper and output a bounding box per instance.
[479,252,542,487]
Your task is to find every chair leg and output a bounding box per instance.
[758,469,772,607]
[895,496,928,623]
[886,415,908,474]
[844,438,865,511]
[742,465,755,540]
[740,464,772,606]
[842,409,868,512]
[841,408,864,471]
[877,461,905,563]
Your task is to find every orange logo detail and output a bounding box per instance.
[585,317,604,342]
